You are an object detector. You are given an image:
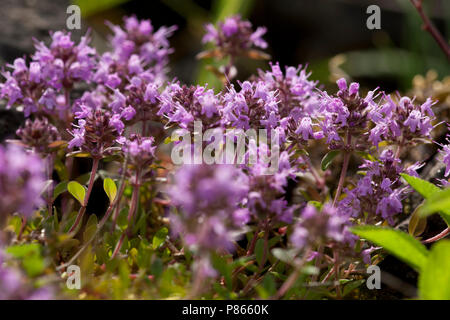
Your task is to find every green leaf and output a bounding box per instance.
[67,181,86,205]
[350,225,428,271]
[83,214,98,243]
[152,227,169,249]
[419,188,450,225]
[103,178,117,204]
[408,203,427,237]
[74,0,130,17]
[150,258,164,279]
[22,255,46,277]
[400,174,440,199]
[8,216,23,236]
[211,253,232,290]
[271,248,296,264]
[343,279,366,297]
[53,208,59,232]
[256,274,276,299]
[255,238,265,267]
[54,158,68,181]
[6,244,45,277]
[6,243,40,258]
[321,150,340,171]
[117,208,129,231]
[163,135,176,144]
[53,181,68,201]
[76,172,94,185]
[419,240,450,299]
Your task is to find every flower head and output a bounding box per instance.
[68,107,122,158]
[338,149,418,225]
[290,203,356,249]
[202,15,267,52]
[369,95,436,148]
[0,144,45,221]
[159,83,222,130]
[169,164,248,253]
[105,16,176,82]
[16,118,61,155]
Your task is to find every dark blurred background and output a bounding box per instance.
[0,0,449,93]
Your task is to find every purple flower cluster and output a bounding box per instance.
[101,16,176,85]
[0,144,45,221]
[290,203,356,250]
[221,80,280,131]
[0,58,47,117]
[338,150,420,225]
[159,82,222,130]
[202,15,267,57]
[68,107,122,158]
[121,134,157,182]
[169,164,249,253]
[0,31,96,119]
[440,144,450,178]
[33,31,96,89]
[257,62,320,120]
[369,95,436,149]
[318,78,379,148]
[107,75,162,126]
[16,117,61,155]
[244,143,298,224]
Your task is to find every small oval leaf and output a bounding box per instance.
[67,181,86,205]
[153,227,169,249]
[409,203,427,237]
[53,181,68,201]
[321,150,340,171]
[103,178,117,204]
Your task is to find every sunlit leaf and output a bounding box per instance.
[419,240,450,299]
[351,225,428,271]
[153,227,169,249]
[321,150,340,171]
[103,178,117,204]
[67,181,86,205]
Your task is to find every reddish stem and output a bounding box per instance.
[409,0,450,60]
[422,227,450,244]
[111,180,140,259]
[333,132,351,207]
[68,157,100,233]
